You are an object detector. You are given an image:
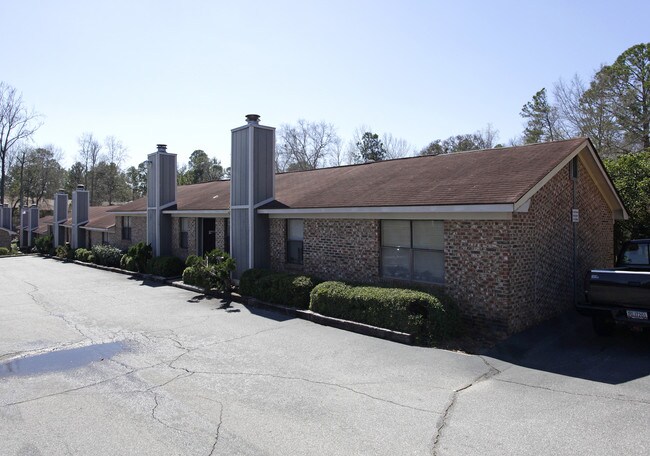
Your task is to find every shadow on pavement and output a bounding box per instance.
[484,311,650,385]
[127,276,166,288]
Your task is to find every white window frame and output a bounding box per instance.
[380,220,444,284]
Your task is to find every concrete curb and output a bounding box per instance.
[40,255,415,346]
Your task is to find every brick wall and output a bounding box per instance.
[0,229,11,248]
[171,217,198,260]
[269,218,287,270]
[444,220,513,336]
[113,216,146,251]
[270,218,380,282]
[87,230,114,248]
[446,160,614,336]
[214,218,226,252]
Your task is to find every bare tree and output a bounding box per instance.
[77,132,102,205]
[101,136,128,204]
[276,120,340,171]
[381,133,414,159]
[0,82,42,204]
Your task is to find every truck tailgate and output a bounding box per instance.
[588,269,650,309]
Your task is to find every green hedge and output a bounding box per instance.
[34,235,53,254]
[75,248,94,263]
[310,281,460,344]
[147,256,185,277]
[0,247,9,256]
[91,244,123,268]
[181,249,236,293]
[239,268,320,309]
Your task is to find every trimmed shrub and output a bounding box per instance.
[75,248,93,262]
[55,243,76,260]
[310,282,460,345]
[239,268,320,309]
[126,242,152,272]
[182,265,209,289]
[91,244,123,268]
[147,256,185,277]
[185,254,202,268]
[34,235,54,254]
[181,249,236,293]
[0,247,9,256]
[120,253,138,272]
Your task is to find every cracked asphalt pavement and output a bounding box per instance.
[1,256,649,455]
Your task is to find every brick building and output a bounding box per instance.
[106,116,626,335]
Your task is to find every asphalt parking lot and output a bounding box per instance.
[1,256,648,455]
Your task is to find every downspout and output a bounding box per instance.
[571,157,578,307]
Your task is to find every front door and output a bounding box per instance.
[201,218,216,255]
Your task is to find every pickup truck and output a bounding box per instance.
[579,239,650,335]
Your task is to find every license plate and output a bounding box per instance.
[626,310,648,320]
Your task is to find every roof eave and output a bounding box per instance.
[257,204,521,220]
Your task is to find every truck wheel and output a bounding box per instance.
[592,316,615,336]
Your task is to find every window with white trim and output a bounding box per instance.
[287,219,304,265]
[381,220,444,283]
[180,218,189,249]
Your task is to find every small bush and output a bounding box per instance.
[0,247,10,256]
[55,243,76,260]
[147,256,185,277]
[34,235,54,254]
[125,242,152,272]
[239,268,320,309]
[185,254,202,267]
[75,248,93,262]
[309,281,460,345]
[182,265,209,289]
[181,249,236,293]
[120,253,138,272]
[91,244,123,268]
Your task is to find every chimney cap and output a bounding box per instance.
[57,189,66,194]
[245,114,261,124]
[156,144,167,153]
[76,184,85,190]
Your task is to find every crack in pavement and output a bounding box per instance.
[151,392,191,435]
[431,356,501,456]
[0,369,138,408]
[203,397,224,456]
[492,378,650,405]
[23,280,93,343]
[183,370,439,414]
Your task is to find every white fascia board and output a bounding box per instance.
[584,142,629,220]
[258,204,517,220]
[163,210,229,217]
[81,226,114,232]
[109,211,146,216]
[147,200,176,211]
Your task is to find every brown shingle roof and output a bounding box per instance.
[109,180,231,213]
[85,206,118,230]
[38,206,118,232]
[110,138,591,213]
[270,138,588,208]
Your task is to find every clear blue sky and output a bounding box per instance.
[3,0,648,170]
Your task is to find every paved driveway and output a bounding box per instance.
[0,256,648,455]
